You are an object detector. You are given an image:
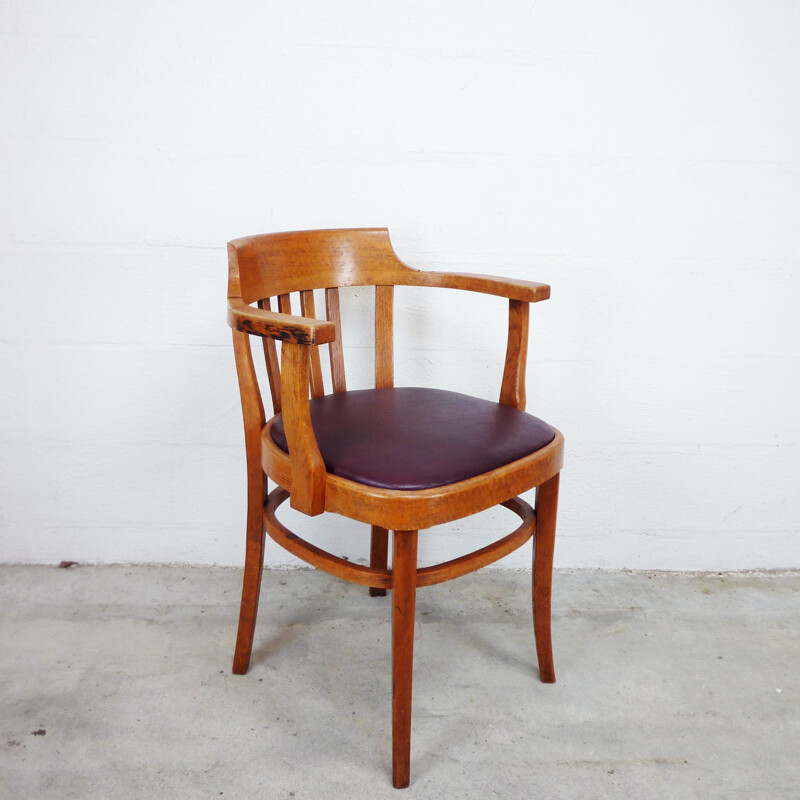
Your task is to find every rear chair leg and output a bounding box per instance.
[232,472,267,675]
[392,530,418,788]
[369,525,389,597]
[533,472,559,683]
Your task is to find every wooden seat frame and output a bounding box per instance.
[227,228,563,788]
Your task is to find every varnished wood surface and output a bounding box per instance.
[325,288,347,393]
[400,269,549,302]
[226,227,563,788]
[392,530,418,789]
[261,416,563,531]
[231,228,411,302]
[256,298,282,414]
[369,525,389,597]
[415,497,534,587]
[533,472,559,683]
[500,299,529,411]
[375,285,394,389]
[231,329,268,674]
[262,486,536,591]
[264,487,392,589]
[229,228,549,303]
[228,298,336,345]
[279,343,326,516]
[300,290,325,398]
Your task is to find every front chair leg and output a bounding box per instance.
[392,530,418,788]
[232,472,267,675]
[369,525,389,597]
[533,472,560,683]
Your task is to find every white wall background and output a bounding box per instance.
[1,1,798,570]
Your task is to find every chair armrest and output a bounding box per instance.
[395,269,545,409]
[400,271,550,303]
[228,299,337,345]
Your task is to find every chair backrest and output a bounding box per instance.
[227,228,410,414]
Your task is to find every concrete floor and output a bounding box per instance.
[1,566,798,799]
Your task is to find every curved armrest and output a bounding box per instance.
[399,271,550,303]
[228,299,336,345]
[392,268,545,410]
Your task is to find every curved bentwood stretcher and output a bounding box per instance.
[227,228,563,788]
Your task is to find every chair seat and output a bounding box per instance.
[270,387,556,491]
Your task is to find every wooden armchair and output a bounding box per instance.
[227,228,564,788]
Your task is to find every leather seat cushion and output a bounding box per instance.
[270,387,555,491]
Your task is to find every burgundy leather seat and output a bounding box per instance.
[270,387,555,491]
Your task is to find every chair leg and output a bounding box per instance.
[533,472,559,684]
[369,525,389,597]
[232,472,267,675]
[391,530,418,789]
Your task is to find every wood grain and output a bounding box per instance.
[263,487,538,592]
[256,298,282,414]
[226,228,563,788]
[325,287,347,392]
[375,285,394,389]
[279,342,326,515]
[300,290,325,398]
[402,269,550,302]
[277,293,292,315]
[231,228,414,302]
[500,299,530,410]
[392,529,418,789]
[227,299,336,345]
[264,487,392,589]
[229,228,549,303]
[369,525,389,597]
[231,329,267,674]
[533,472,559,683]
[262,417,563,531]
[415,497,534,587]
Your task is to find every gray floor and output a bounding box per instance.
[1,565,798,799]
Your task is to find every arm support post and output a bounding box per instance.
[280,342,326,515]
[500,299,530,410]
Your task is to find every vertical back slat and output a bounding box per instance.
[257,298,282,414]
[277,294,293,403]
[375,285,394,388]
[300,290,325,398]
[278,293,292,315]
[325,287,347,393]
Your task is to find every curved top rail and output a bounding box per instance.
[228,228,415,303]
[228,228,550,304]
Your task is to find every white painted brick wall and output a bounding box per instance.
[1,1,798,569]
